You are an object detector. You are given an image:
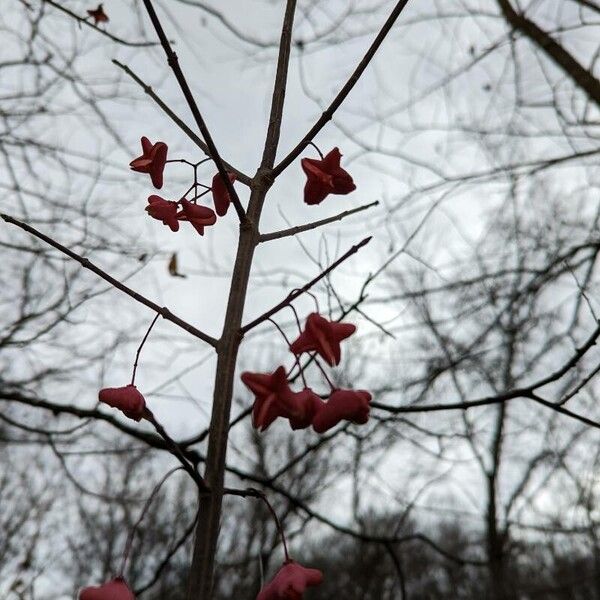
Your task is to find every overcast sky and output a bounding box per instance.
[5,2,597,595]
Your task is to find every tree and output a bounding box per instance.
[3,0,411,598]
[2,1,600,599]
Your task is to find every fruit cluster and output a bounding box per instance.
[242,312,371,434]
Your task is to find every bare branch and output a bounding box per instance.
[134,510,199,596]
[259,200,379,242]
[113,60,252,186]
[145,410,209,491]
[241,236,371,333]
[1,214,219,348]
[141,0,247,221]
[260,0,297,169]
[172,0,276,48]
[496,0,600,105]
[42,0,160,47]
[373,320,600,414]
[272,0,411,177]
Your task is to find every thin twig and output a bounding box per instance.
[529,392,600,431]
[241,236,371,333]
[373,320,600,415]
[131,314,160,385]
[119,467,184,576]
[42,0,160,47]
[2,389,203,465]
[497,0,600,106]
[224,487,290,561]
[227,471,486,565]
[384,542,407,600]
[559,361,600,405]
[145,410,209,491]
[171,0,276,48]
[135,509,200,596]
[260,0,298,169]
[4,390,482,566]
[1,213,218,348]
[259,200,379,242]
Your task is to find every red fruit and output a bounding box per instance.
[241,367,322,431]
[288,388,324,431]
[79,577,135,600]
[145,195,179,232]
[129,137,168,189]
[177,199,217,236]
[211,171,236,217]
[301,147,355,205]
[98,385,146,421]
[257,561,323,600]
[87,4,109,24]
[290,313,356,366]
[312,389,372,433]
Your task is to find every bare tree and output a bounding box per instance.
[2,1,600,599]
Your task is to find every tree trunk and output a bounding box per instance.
[185,174,272,599]
[486,468,510,600]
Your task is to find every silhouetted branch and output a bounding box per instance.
[1,214,218,348]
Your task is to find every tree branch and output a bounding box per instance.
[497,0,600,105]
[272,0,411,177]
[141,0,247,221]
[145,410,209,490]
[1,214,218,348]
[373,320,600,414]
[241,236,371,333]
[224,463,487,566]
[2,390,484,567]
[42,0,160,48]
[135,510,199,596]
[0,389,193,458]
[113,60,251,186]
[260,0,297,169]
[172,0,277,48]
[259,200,379,242]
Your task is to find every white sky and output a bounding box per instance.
[2,1,599,595]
